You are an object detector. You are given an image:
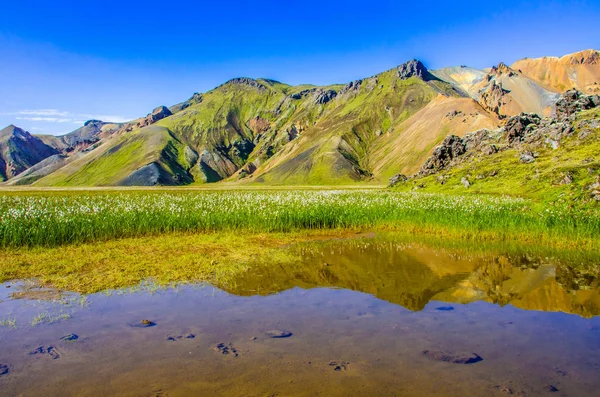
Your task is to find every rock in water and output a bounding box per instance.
[0,363,8,376]
[329,361,349,371]
[29,346,61,360]
[60,334,79,342]
[213,343,238,357]
[423,350,483,364]
[265,329,293,338]
[130,319,156,328]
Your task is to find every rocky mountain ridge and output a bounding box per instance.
[391,89,600,203]
[2,49,599,187]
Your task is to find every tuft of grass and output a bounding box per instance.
[30,311,71,327]
[0,316,17,329]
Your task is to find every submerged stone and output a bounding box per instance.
[167,333,195,341]
[265,330,293,338]
[436,306,455,311]
[0,363,8,376]
[60,334,79,342]
[213,343,238,357]
[131,319,156,328]
[329,361,349,371]
[423,350,483,364]
[29,346,61,360]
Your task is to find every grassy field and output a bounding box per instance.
[1,189,599,249]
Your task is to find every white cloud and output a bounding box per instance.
[16,116,80,123]
[3,109,132,124]
[15,109,70,117]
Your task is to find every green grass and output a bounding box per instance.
[1,189,599,249]
[0,316,17,329]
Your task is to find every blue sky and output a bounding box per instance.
[1,0,599,135]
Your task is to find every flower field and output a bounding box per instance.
[0,190,598,247]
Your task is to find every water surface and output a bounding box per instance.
[1,234,599,396]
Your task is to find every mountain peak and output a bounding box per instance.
[396,59,430,80]
[490,62,517,77]
[222,77,268,91]
[84,120,103,126]
[0,124,29,139]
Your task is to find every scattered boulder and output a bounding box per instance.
[436,175,448,185]
[389,174,408,187]
[445,110,464,120]
[461,177,471,188]
[559,172,574,185]
[519,151,535,164]
[423,350,483,364]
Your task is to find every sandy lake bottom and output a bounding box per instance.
[1,235,599,396]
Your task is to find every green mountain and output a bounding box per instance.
[2,49,599,188]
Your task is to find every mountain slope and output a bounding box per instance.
[2,49,598,187]
[392,90,600,204]
[512,49,600,94]
[0,125,59,181]
[35,125,193,186]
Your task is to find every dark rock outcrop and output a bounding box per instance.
[409,89,600,185]
[313,89,337,105]
[223,77,267,91]
[478,80,511,118]
[505,113,542,143]
[137,106,173,129]
[397,59,433,81]
[339,79,363,96]
[418,135,466,176]
[389,174,408,187]
[555,89,600,120]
